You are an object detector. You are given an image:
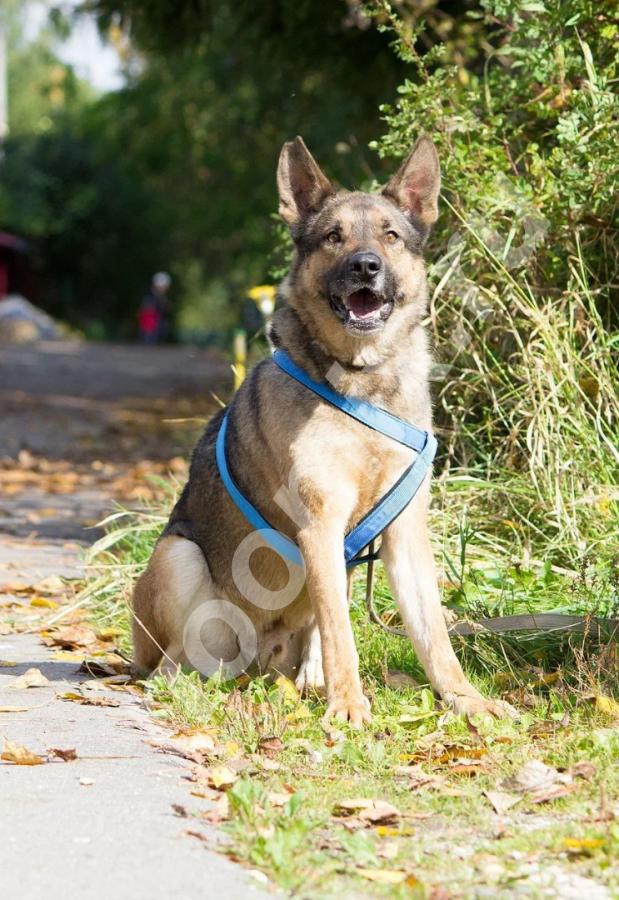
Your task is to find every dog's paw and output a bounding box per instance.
[295,654,326,697]
[323,691,372,728]
[445,689,518,720]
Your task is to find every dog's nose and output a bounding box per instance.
[348,251,382,280]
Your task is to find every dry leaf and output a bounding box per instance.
[33,575,64,595]
[0,661,18,667]
[530,783,578,804]
[79,777,95,786]
[170,729,218,755]
[357,868,412,885]
[11,667,50,689]
[335,798,401,824]
[43,626,98,649]
[569,760,597,781]
[483,790,521,815]
[49,747,77,762]
[258,736,284,756]
[172,803,189,818]
[59,691,120,708]
[385,669,419,691]
[0,705,31,712]
[502,759,568,794]
[1,738,45,765]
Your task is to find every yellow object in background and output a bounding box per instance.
[232,329,247,390]
[247,284,276,318]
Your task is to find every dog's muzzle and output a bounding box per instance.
[327,251,395,334]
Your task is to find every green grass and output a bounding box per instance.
[81,233,619,894]
[84,500,619,897]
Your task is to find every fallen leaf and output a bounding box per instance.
[0,660,18,667]
[43,626,98,650]
[30,597,59,610]
[50,651,85,663]
[595,695,619,717]
[33,575,64,595]
[357,868,411,884]
[49,747,77,762]
[376,825,414,837]
[258,736,284,756]
[502,759,568,794]
[274,675,300,704]
[1,738,45,765]
[201,794,230,824]
[569,760,597,781]
[385,669,419,691]
[184,829,209,843]
[59,691,120,708]
[483,790,522,815]
[10,667,50,689]
[170,729,218,755]
[563,837,604,854]
[209,765,238,790]
[79,777,95,786]
[172,803,188,818]
[0,705,31,712]
[335,798,401,824]
[530,783,578,804]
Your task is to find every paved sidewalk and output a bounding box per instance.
[0,632,270,900]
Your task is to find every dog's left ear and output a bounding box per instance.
[382,136,441,233]
[277,136,334,228]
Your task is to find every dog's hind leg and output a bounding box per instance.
[132,535,217,676]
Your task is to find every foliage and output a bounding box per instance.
[367,0,619,567]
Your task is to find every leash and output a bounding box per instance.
[216,349,437,569]
[363,546,619,639]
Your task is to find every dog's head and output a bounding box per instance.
[277,136,440,354]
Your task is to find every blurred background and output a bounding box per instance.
[0,0,616,581]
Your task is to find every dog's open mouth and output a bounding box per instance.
[330,288,393,332]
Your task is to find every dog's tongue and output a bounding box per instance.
[345,289,382,319]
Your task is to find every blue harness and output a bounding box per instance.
[215,349,437,569]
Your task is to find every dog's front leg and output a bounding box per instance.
[297,524,370,726]
[381,513,516,719]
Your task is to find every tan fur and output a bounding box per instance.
[132,136,515,724]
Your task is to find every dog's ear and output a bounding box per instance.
[277,136,333,228]
[382,136,441,233]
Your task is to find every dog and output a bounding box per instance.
[132,135,514,725]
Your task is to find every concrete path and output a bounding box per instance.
[0,634,268,899]
[0,342,272,899]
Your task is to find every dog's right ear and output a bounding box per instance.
[277,136,333,228]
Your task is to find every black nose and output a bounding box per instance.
[348,250,382,280]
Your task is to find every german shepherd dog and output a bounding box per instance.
[133,136,514,725]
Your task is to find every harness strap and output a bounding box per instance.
[216,350,437,568]
[272,350,427,452]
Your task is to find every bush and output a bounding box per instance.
[369,0,618,567]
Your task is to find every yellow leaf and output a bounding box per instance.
[209,765,238,790]
[563,837,604,852]
[275,675,300,704]
[30,597,59,610]
[50,651,85,662]
[170,728,218,754]
[96,627,124,640]
[1,738,45,765]
[0,661,18,667]
[357,868,409,884]
[376,825,414,837]
[595,695,619,717]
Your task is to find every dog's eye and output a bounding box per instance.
[385,230,399,244]
[324,230,341,245]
